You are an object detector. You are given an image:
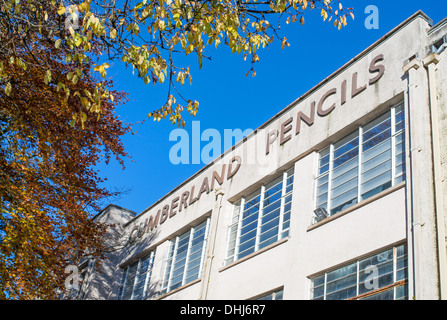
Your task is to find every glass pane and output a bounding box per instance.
[331,196,358,215]
[331,185,358,214]
[362,148,391,173]
[361,171,392,200]
[362,159,392,183]
[319,148,330,175]
[320,153,330,167]
[332,157,358,185]
[117,270,126,299]
[243,202,260,219]
[238,239,256,258]
[326,263,357,300]
[395,118,405,132]
[264,176,282,196]
[396,284,408,300]
[395,173,406,184]
[332,167,358,192]
[122,261,138,300]
[311,275,326,300]
[396,245,408,281]
[395,131,405,145]
[133,254,153,299]
[238,213,257,258]
[362,139,391,163]
[186,223,207,284]
[316,174,329,209]
[333,133,359,169]
[359,249,394,295]
[362,111,391,153]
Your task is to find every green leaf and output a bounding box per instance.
[55,39,62,49]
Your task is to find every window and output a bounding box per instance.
[118,251,155,300]
[256,289,284,300]
[310,244,408,300]
[315,103,405,221]
[225,168,294,266]
[162,218,210,294]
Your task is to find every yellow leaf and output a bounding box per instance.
[57,5,65,15]
[185,44,194,55]
[110,28,117,39]
[302,0,308,10]
[4,82,11,96]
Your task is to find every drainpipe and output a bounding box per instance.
[199,187,225,300]
[423,51,447,300]
[403,58,422,300]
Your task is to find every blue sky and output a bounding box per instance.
[96,1,446,215]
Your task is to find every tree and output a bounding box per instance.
[0,2,131,299]
[2,0,353,128]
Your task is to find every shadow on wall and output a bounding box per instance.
[82,216,162,300]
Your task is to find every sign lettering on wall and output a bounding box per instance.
[266,54,385,154]
[128,54,385,243]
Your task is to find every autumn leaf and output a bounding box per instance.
[4,82,12,96]
[57,5,65,15]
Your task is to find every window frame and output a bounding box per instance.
[255,288,284,300]
[310,244,408,300]
[224,168,294,266]
[161,218,211,294]
[314,103,406,222]
[118,251,155,300]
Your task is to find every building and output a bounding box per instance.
[78,11,447,300]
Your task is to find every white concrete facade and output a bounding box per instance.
[80,11,447,300]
